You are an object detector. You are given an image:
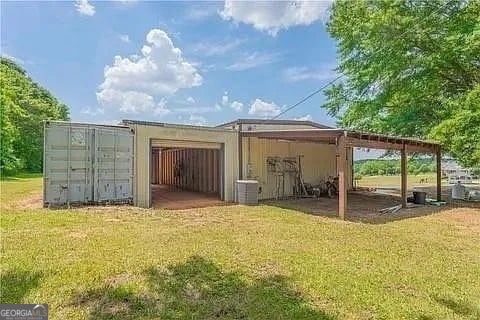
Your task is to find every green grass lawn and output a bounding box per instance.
[357,173,439,189]
[1,176,480,319]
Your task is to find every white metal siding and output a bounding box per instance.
[131,123,238,207]
[243,137,338,200]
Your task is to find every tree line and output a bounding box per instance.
[0,58,69,175]
[354,159,436,177]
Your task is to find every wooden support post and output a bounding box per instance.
[337,135,347,220]
[436,146,442,201]
[401,143,407,208]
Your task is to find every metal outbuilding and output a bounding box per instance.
[43,118,441,219]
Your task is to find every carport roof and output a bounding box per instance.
[241,128,440,153]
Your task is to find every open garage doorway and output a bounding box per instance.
[150,142,224,209]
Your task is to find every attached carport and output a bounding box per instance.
[123,120,238,208]
[242,129,441,219]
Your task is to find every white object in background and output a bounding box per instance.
[468,190,480,201]
[451,182,466,200]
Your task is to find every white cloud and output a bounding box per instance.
[226,51,280,71]
[192,38,244,57]
[283,66,337,82]
[230,101,243,112]
[248,98,280,117]
[117,0,138,4]
[294,114,313,121]
[119,34,131,43]
[187,114,207,126]
[219,91,243,112]
[221,91,229,106]
[186,96,195,104]
[220,0,331,36]
[81,107,105,116]
[97,29,202,115]
[153,99,170,116]
[75,0,95,16]
[97,90,155,113]
[174,103,221,114]
[185,4,219,21]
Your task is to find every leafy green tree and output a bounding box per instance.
[325,0,480,167]
[0,58,69,174]
[430,85,480,167]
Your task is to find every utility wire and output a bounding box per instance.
[270,0,455,120]
[271,74,343,120]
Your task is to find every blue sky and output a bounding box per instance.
[1,0,383,158]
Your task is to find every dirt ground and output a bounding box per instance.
[8,181,479,225]
[264,185,480,224]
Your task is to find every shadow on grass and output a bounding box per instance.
[0,269,42,303]
[72,256,335,319]
[433,295,480,318]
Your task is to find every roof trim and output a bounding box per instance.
[121,119,235,133]
[216,118,333,129]
[45,120,129,129]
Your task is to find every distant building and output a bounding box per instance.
[442,159,472,184]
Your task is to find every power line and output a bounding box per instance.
[270,0,455,120]
[271,74,343,120]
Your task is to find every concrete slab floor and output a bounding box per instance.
[151,184,224,210]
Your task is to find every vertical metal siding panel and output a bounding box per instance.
[178,149,182,188]
[196,150,201,192]
[172,150,175,187]
[156,149,160,184]
[166,150,169,185]
[172,150,175,186]
[161,151,165,184]
[151,150,157,184]
[181,149,185,189]
[176,149,180,188]
[163,150,168,185]
[199,149,207,192]
[186,149,189,189]
[201,149,206,192]
[167,150,170,185]
[211,150,215,193]
[151,150,155,184]
[205,150,210,192]
[194,149,198,191]
[202,149,208,192]
[213,150,219,194]
[164,150,168,185]
[183,149,188,189]
[199,149,204,192]
[168,150,172,185]
[169,150,173,185]
[207,150,213,193]
[192,149,198,191]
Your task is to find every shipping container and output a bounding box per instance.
[43,121,134,206]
